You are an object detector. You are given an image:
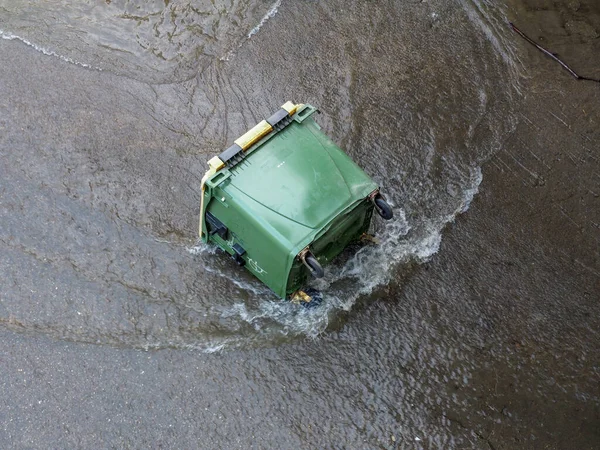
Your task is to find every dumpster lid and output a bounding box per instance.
[226,118,376,230]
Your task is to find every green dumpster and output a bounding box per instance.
[199,102,393,302]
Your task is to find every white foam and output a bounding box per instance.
[219,0,283,61]
[202,343,226,353]
[458,166,483,213]
[186,241,218,256]
[247,0,283,39]
[0,29,99,70]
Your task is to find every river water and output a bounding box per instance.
[1,0,599,448]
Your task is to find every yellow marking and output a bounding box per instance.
[234,120,273,150]
[208,156,225,171]
[199,101,304,237]
[198,157,225,238]
[291,290,313,304]
[281,101,298,116]
[198,168,215,238]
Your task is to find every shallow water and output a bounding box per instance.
[2,1,600,448]
[0,0,522,351]
[1,0,280,82]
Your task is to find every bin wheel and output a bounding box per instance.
[305,254,325,279]
[374,195,393,220]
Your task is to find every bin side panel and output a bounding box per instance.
[206,185,295,299]
[285,198,375,295]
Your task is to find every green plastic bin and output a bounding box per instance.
[199,102,392,300]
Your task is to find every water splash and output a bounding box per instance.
[248,0,283,39]
[220,166,484,345]
[220,0,284,61]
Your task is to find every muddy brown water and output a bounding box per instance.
[0,0,598,448]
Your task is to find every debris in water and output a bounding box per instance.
[509,22,600,83]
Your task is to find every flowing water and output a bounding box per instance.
[3,1,600,448]
[0,0,521,351]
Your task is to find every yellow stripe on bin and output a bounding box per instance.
[234,120,273,151]
[199,157,225,238]
[208,156,225,171]
[281,101,298,116]
[200,101,301,237]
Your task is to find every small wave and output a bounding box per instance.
[248,0,283,39]
[186,241,219,256]
[458,0,523,87]
[219,0,283,61]
[0,29,99,71]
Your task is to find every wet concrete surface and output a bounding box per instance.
[1,0,599,448]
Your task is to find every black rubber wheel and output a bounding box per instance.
[374,195,393,220]
[305,254,325,279]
